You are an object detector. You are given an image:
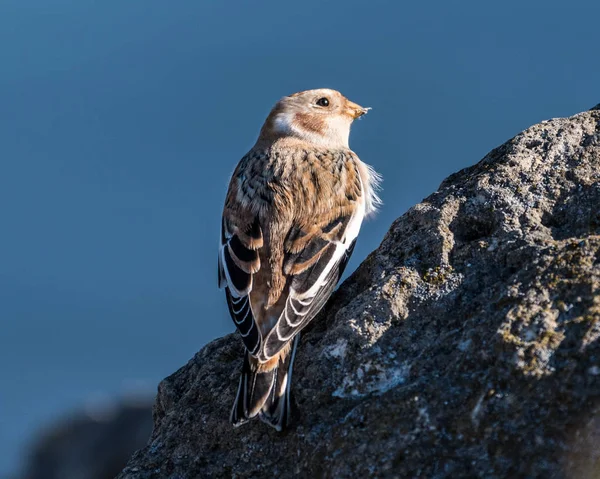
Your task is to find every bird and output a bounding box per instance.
[218,88,380,430]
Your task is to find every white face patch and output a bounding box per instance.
[273,111,351,149]
[324,115,351,148]
[273,112,294,135]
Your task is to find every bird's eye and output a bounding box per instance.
[316,97,330,107]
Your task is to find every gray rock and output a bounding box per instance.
[119,107,600,478]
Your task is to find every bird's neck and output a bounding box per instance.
[256,111,350,149]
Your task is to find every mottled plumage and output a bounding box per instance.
[218,88,380,430]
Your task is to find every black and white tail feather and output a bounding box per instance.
[230,334,300,431]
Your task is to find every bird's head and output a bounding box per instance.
[258,88,370,149]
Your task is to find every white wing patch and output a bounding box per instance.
[219,219,262,355]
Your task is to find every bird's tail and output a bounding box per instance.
[230,334,299,431]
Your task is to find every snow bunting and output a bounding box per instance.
[219,88,380,430]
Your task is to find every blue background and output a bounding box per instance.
[1,0,598,475]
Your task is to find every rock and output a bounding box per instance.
[21,399,153,479]
[119,107,600,478]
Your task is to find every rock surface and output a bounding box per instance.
[119,107,600,478]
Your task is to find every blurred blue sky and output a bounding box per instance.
[1,0,598,475]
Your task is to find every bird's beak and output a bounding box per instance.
[347,101,371,120]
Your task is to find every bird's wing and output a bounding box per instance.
[261,199,365,360]
[219,212,264,356]
[220,150,370,361]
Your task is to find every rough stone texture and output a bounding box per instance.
[119,107,600,479]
